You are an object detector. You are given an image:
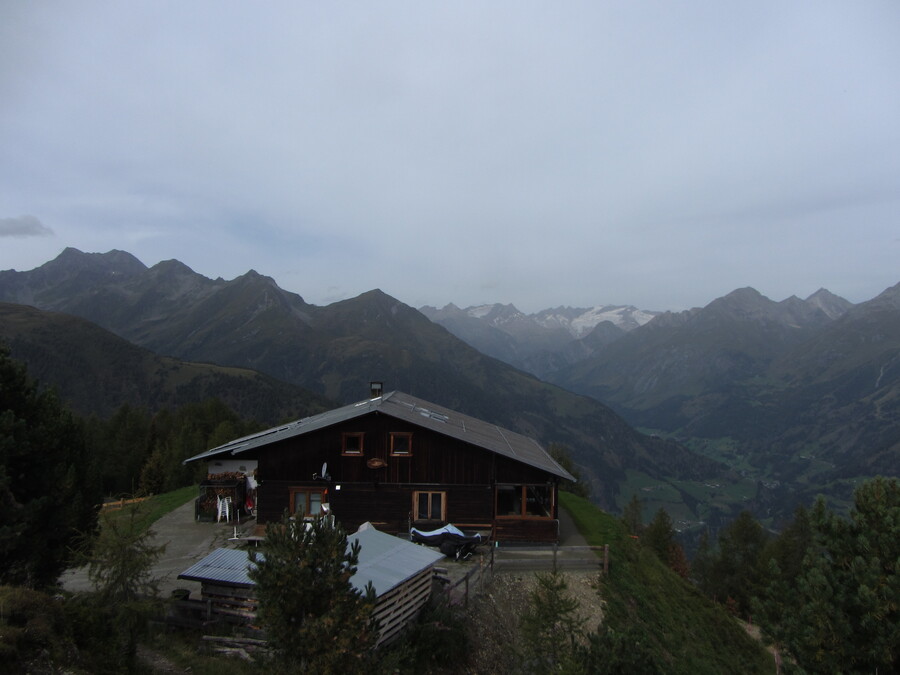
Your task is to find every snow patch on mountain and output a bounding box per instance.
[535,306,658,337]
[468,305,495,319]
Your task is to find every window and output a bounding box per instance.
[413,491,446,521]
[496,485,553,518]
[342,432,364,455]
[390,432,413,456]
[290,488,326,519]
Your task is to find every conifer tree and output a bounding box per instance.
[708,510,767,618]
[0,345,100,588]
[757,477,899,673]
[249,513,377,672]
[80,502,166,671]
[621,493,644,536]
[644,508,690,578]
[549,443,590,498]
[519,568,586,672]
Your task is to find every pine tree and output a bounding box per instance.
[709,510,767,618]
[690,528,715,592]
[757,478,899,673]
[621,493,644,536]
[80,502,166,671]
[249,513,377,672]
[549,443,590,498]
[519,569,586,672]
[644,508,689,578]
[0,345,101,588]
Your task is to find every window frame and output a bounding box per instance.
[289,487,327,519]
[341,432,365,456]
[495,484,554,519]
[412,490,446,522]
[389,431,413,457]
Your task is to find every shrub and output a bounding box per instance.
[0,585,73,670]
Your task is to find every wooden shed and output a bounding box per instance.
[185,389,576,543]
[176,523,444,646]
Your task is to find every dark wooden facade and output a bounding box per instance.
[254,411,561,542]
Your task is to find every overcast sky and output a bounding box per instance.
[2,2,898,313]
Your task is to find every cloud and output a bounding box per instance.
[0,215,54,238]
[0,3,897,311]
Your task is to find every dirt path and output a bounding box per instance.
[61,500,257,598]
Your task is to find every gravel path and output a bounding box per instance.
[61,500,255,598]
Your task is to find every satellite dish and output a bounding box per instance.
[313,462,331,481]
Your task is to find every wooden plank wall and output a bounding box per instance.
[371,567,435,647]
[259,416,497,486]
[494,518,559,543]
[258,481,495,534]
[253,413,563,541]
[200,583,259,625]
[192,572,436,649]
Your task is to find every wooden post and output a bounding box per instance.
[603,544,609,576]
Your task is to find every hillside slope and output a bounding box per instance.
[550,286,899,519]
[558,492,772,673]
[0,302,333,424]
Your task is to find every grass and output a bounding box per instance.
[142,631,256,675]
[101,485,197,534]
[560,491,772,674]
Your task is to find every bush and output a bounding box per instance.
[0,585,74,670]
[378,600,471,673]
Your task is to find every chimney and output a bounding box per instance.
[369,381,383,398]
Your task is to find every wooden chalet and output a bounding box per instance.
[185,386,576,543]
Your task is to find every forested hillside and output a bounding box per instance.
[549,285,900,521]
[0,250,738,520]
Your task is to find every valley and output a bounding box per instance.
[1,248,897,532]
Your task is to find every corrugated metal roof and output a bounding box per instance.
[178,547,257,587]
[177,523,443,598]
[347,523,444,596]
[185,391,575,481]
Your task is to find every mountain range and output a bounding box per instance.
[420,302,656,377]
[547,285,900,491]
[2,248,896,526]
[437,285,899,519]
[0,248,733,523]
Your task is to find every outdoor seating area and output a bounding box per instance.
[194,475,246,522]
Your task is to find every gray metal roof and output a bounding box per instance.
[347,522,444,596]
[177,523,443,597]
[178,547,257,587]
[185,390,575,481]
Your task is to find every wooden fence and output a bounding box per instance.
[492,544,610,573]
[100,496,151,511]
[439,557,492,608]
[437,544,610,608]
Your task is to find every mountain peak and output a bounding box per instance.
[706,287,770,317]
[859,281,900,312]
[234,269,279,287]
[804,288,853,319]
[48,247,146,277]
[149,259,196,277]
[722,286,765,301]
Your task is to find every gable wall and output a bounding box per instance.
[257,412,497,485]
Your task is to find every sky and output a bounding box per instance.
[1,2,899,314]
